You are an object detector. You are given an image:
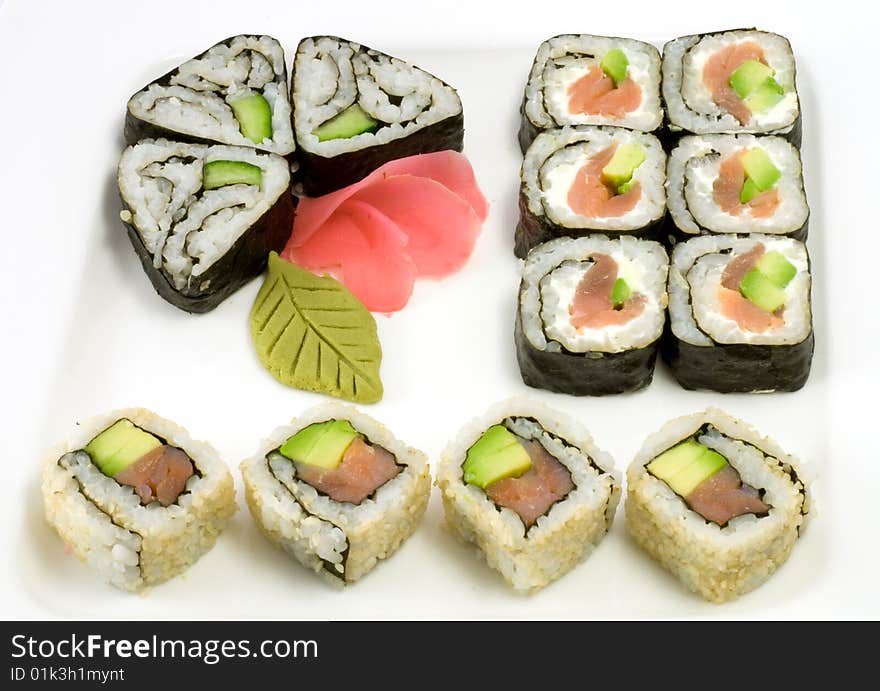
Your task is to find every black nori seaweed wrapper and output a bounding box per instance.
[515,190,667,259]
[296,114,464,197]
[292,36,464,197]
[660,322,814,393]
[120,189,295,314]
[124,35,296,159]
[515,305,658,396]
[518,108,542,156]
[660,29,803,149]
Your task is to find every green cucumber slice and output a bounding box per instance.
[230,93,273,144]
[203,160,262,189]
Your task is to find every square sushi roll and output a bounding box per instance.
[664,234,813,392]
[41,409,236,592]
[240,404,431,585]
[291,36,463,195]
[516,235,669,395]
[516,126,667,257]
[662,29,801,145]
[126,35,295,156]
[626,408,811,603]
[436,399,620,592]
[519,34,663,152]
[117,138,294,313]
[667,134,809,242]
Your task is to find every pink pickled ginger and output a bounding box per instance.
[282,151,488,312]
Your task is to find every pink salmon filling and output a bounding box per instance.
[569,253,646,329]
[114,445,194,507]
[295,437,401,504]
[717,242,785,332]
[485,438,574,528]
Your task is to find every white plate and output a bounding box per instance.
[1,0,877,620]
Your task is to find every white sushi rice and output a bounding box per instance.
[293,36,462,156]
[523,126,666,232]
[521,235,668,354]
[668,134,808,236]
[436,397,620,592]
[128,35,295,155]
[626,408,811,602]
[663,30,799,136]
[524,34,663,132]
[240,403,431,585]
[117,139,290,292]
[41,408,236,592]
[669,234,811,346]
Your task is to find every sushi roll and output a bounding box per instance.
[667,134,809,242]
[664,234,813,393]
[117,138,294,313]
[662,29,801,145]
[41,409,236,592]
[519,34,663,152]
[516,235,669,395]
[436,398,620,592]
[626,408,811,602]
[516,126,667,257]
[240,404,430,585]
[292,36,463,196]
[126,35,295,156]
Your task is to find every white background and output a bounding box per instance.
[0,0,877,619]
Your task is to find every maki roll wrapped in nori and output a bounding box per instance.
[291,36,464,196]
[117,139,294,313]
[662,29,801,145]
[519,34,663,152]
[666,134,809,243]
[240,404,431,585]
[516,126,667,257]
[663,234,813,392]
[436,398,620,592]
[41,409,236,592]
[126,35,295,156]
[626,408,811,602]
[516,235,669,395]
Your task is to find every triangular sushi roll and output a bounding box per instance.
[126,35,295,157]
[292,36,464,195]
[117,139,294,313]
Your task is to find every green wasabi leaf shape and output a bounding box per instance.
[250,253,383,403]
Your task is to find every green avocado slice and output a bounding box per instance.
[741,148,781,191]
[85,419,163,478]
[647,440,727,497]
[611,278,631,308]
[646,440,706,479]
[729,59,774,99]
[739,178,763,204]
[667,449,727,496]
[462,425,532,489]
[230,93,273,144]
[314,104,379,142]
[279,420,360,470]
[203,160,262,190]
[740,267,787,312]
[754,251,797,288]
[601,49,629,87]
[602,143,646,190]
[617,179,636,195]
[744,78,785,113]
